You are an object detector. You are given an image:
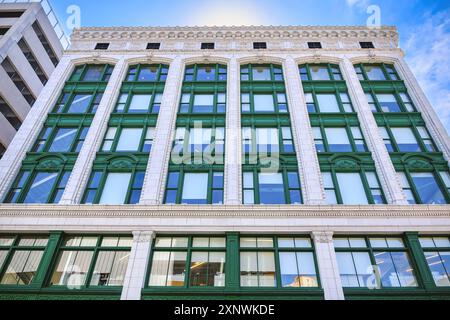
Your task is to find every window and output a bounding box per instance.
[299,64,343,81]
[0,27,9,36]
[316,94,339,113]
[146,43,161,50]
[306,92,354,113]
[253,42,267,49]
[367,91,415,113]
[355,64,400,81]
[101,127,155,153]
[241,93,287,113]
[32,21,58,67]
[32,126,88,153]
[184,65,227,82]
[398,172,448,205]
[18,38,48,85]
[4,170,71,204]
[69,64,114,82]
[149,236,226,287]
[312,126,367,153]
[390,127,420,152]
[173,127,224,155]
[242,126,294,154]
[307,42,322,49]
[179,92,226,114]
[322,171,385,205]
[242,170,302,205]
[126,64,168,82]
[0,95,22,130]
[95,43,110,50]
[0,235,48,285]
[53,92,103,114]
[419,236,450,287]
[1,57,36,106]
[50,235,132,287]
[82,171,145,205]
[241,64,283,82]
[240,236,318,288]
[334,236,418,288]
[360,42,375,49]
[201,43,215,50]
[164,171,224,205]
[115,93,162,114]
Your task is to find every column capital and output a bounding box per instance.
[312,231,334,243]
[132,231,155,243]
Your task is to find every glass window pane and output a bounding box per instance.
[365,66,386,80]
[252,67,271,81]
[129,94,152,112]
[243,172,254,188]
[425,251,450,287]
[254,95,275,112]
[193,95,214,113]
[297,252,318,287]
[181,173,208,204]
[166,252,187,286]
[171,237,189,248]
[50,251,94,286]
[240,238,257,248]
[116,128,143,151]
[419,237,436,248]
[365,172,380,188]
[67,94,92,113]
[434,238,450,247]
[280,252,299,287]
[325,128,351,152]
[336,173,369,205]
[316,94,340,113]
[240,252,258,287]
[439,172,450,188]
[243,190,255,205]
[23,172,58,204]
[411,173,446,204]
[386,238,405,248]
[336,252,359,287]
[1,250,44,285]
[295,238,312,248]
[148,251,170,286]
[258,252,276,287]
[334,238,350,248]
[278,238,295,248]
[310,66,330,81]
[257,238,274,248]
[210,238,226,248]
[370,238,388,248]
[138,67,158,81]
[349,238,367,248]
[99,173,132,205]
[258,173,285,204]
[325,190,338,205]
[192,238,209,247]
[49,128,77,152]
[376,94,401,112]
[391,128,420,152]
[90,251,130,286]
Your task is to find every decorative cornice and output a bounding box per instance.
[71,25,398,44]
[0,205,448,218]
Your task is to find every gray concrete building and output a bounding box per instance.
[0,0,67,157]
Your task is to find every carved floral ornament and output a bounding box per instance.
[71,26,398,43]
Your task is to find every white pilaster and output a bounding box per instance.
[121,231,154,301]
[394,58,450,162]
[60,58,128,204]
[284,57,326,205]
[140,57,184,205]
[341,58,408,205]
[312,231,345,300]
[224,56,241,205]
[0,56,73,200]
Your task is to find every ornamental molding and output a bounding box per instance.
[0,205,449,218]
[71,26,398,44]
[312,231,334,243]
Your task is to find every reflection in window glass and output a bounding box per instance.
[0,251,44,285]
[23,172,58,204]
[149,251,187,286]
[410,173,446,205]
[189,252,225,287]
[258,173,285,205]
[254,95,275,112]
[50,251,94,286]
[67,94,92,113]
[336,252,373,287]
[365,66,386,81]
[375,251,417,287]
[90,251,130,286]
[316,94,340,113]
[240,252,276,287]
[279,252,318,287]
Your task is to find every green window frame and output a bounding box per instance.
[114,91,163,114]
[241,64,283,82]
[305,91,354,113]
[173,125,225,156]
[4,169,71,204]
[49,235,132,288]
[242,126,295,154]
[101,126,155,153]
[148,236,226,288]
[32,125,89,153]
[242,169,302,205]
[366,91,416,113]
[52,91,104,114]
[184,64,227,82]
[379,125,438,153]
[334,236,418,289]
[239,235,319,288]
[82,170,145,205]
[312,125,368,153]
[418,236,450,287]
[69,64,114,82]
[398,170,450,205]
[0,235,48,286]
[354,63,400,81]
[179,91,226,114]
[321,170,386,205]
[164,169,224,205]
[299,64,343,81]
[241,91,288,114]
[126,64,168,82]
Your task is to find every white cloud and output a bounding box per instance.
[403,10,450,134]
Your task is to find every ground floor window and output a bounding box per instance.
[334,236,418,288]
[419,236,450,287]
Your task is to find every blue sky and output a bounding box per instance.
[49,0,450,133]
